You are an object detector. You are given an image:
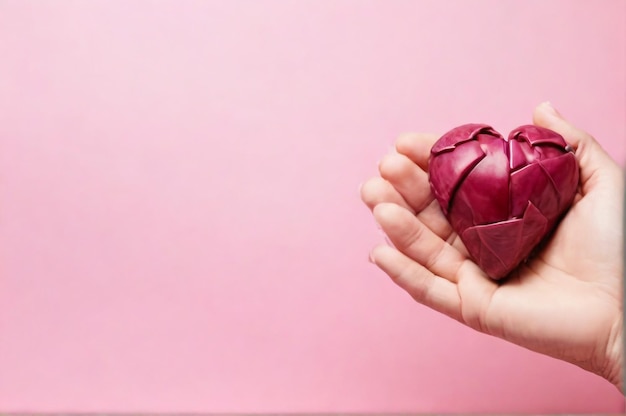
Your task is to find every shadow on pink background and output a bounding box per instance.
[0,0,624,413]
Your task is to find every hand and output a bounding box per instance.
[360,102,624,390]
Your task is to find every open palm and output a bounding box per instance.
[361,103,624,390]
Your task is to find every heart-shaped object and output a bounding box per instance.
[428,124,579,280]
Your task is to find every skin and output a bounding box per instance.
[360,102,624,391]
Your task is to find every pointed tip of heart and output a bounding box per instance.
[461,202,548,279]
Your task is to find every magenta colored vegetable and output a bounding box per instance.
[428,124,579,280]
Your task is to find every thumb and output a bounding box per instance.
[532,101,593,150]
[532,101,619,194]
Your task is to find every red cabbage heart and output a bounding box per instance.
[428,124,579,280]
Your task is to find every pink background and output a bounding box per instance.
[1,0,625,413]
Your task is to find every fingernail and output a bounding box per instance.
[368,251,376,264]
[358,182,363,195]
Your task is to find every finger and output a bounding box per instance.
[418,199,469,256]
[417,199,453,241]
[378,152,433,212]
[370,244,462,321]
[362,180,468,256]
[360,177,415,214]
[532,101,620,194]
[533,101,596,150]
[395,132,439,171]
[376,151,461,250]
[373,202,468,283]
[365,164,468,255]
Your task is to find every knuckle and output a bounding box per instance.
[423,243,446,272]
[403,220,426,249]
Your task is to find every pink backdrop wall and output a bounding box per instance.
[1,0,625,413]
